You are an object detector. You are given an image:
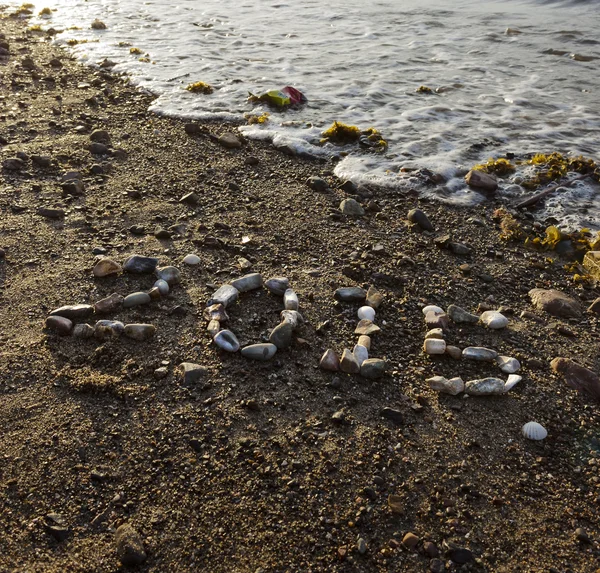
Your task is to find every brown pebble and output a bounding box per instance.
[402,532,420,550]
[46,315,73,336]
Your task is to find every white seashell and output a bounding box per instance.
[497,356,520,374]
[522,421,547,441]
[357,306,376,321]
[352,344,369,366]
[154,279,169,295]
[504,374,522,392]
[422,304,444,316]
[283,289,299,311]
[182,254,201,265]
[423,339,446,355]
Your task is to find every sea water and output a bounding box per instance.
[12,0,600,230]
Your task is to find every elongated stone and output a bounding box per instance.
[124,324,156,341]
[462,347,498,361]
[123,292,151,308]
[283,289,299,311]
[207,320,220,337]
[361,358,386,379]
[280,310,304,330]
[73,323,94,339]
[423,339,446,355]
[270,322,293,349]
[320,349,340,371]
[123,255,159,274]
[208,285,239,308]
[231,273,263,292]
[334,287,366,302]
[422,304,444,315]
[50,304,94,321]
[265,277,289,296]
[46,315,73,336]
[428,376,464,395]
[155,266,181,286]
[465,377,505,395]
[497,356,520,374]
[214,330,240,352]
[94,320,124,339]
[241,343,277,361]
[340,349,360,374]
[353,344,369,366]
[480,310,509,329]
[366,286,384,309]
[447,304,479,324]
[407,208,434,231]
[204,303,228,322]
[94,293,123,314]
[358,335,371,350]
[355,320,381,336]
[93,258,121,277]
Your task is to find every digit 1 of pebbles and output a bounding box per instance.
[207,274,303,360]
[319,285,387,379]
[44,254,180,341]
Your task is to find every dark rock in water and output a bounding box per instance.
[407,208,434,231]
[50,304,94,320]
[551,357,600,401]
[115,524,146,566]
[307,176,328,192]
[123,255,159,274]
[529,288,582,318]
[380,407,403,425]
[465,170,498,191]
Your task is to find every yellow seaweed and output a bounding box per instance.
[185,81,214,95]
[472,157,515,176]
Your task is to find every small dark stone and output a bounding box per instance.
[46,525,70,542]
[123,255,159,273]
[245,156,259,166]
[89,142,109,155]
[380,407,404,426]
[90,129,111,145]
[189,438,202,452]
[180,192,199,206]
[184,123,201,134]
[154,228,172,240]
[115,524,146,566]
[407,208,434,232]
[129,225,146,235]
[32,155,52,168]
[449,548,474,564]
[339,180,357,193]
[38,207,65,219]
[307,176,329,192]
[61,180,85,195]
[575,527,591,544]
[3,158,25,171]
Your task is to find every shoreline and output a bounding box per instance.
[1,12,600,573]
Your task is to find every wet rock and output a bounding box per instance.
[480,310,509,329]
[402,532,420,550]
[94,320,124,339]
[123,255,159,274]
[182,253,201,265]
[407,208,434,231]
[155,266,181,286]
[358,335,371,350]
[91,19,107,30]
[380,407,404,425]
[93,258,121,277]
[38,207,65,219]
[124,324,156,341]
[306,176,328,192]
[283,289,299,311]
[270,322,293,349]
[550,357,600,401]
[265,277,289,296]
[123,292,151,308]
[497,356,520,374]
[529,288,582,318]
[366,285,384,309]
[241,343,277,361]
[280,310,303,330]
[320,349,340,371]
[50,304,94,320]
[340,349,360,374]
[94,293,123,314]
[355,320,381,336]
[462,347,498,361]
[340,198,365,216]
[446,345,462,360]
[46,316,73,336]
[208,285,239,308]
[334,286,366,302]
[73,323,94,339]
[115,523,146,567]
[465,169,498,191]
[428,376,464,395]
[214,330,240,352]
[154,279,169,295]
[465,377,505,396]
[361,358,386,379]
[353,344,369,366]
[231,273,263,292]
[423,339,446,355]
[218,133,243,149]
[447,304,479,324]
[179,362,208,384]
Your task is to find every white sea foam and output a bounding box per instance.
[11,0,600,229]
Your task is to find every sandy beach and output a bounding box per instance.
[1,10,600,573]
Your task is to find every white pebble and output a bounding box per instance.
[423,338,446,355]
[357,306,376,321]
[422,304,444,316]
[182,254,201,265]
[480,310,509,330]
[283,289,299,311]
[497,356,520,374]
